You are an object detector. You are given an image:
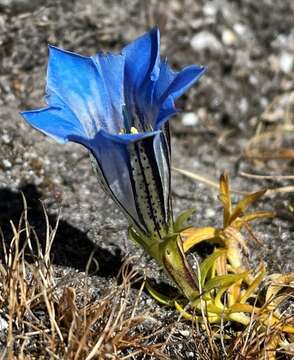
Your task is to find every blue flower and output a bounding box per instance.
[21,28,206,239]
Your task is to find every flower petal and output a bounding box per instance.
[20,104,85,143]
[155,64,207,130]
[159,64,206,102]
[122,27,160,87]
[122,27,160,131]
[47,46,125,136]
[69,129,171,237]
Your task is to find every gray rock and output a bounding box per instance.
[190,31,223,53]
[0,0,44,13]
[279,51,294,74]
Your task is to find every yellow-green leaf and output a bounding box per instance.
[174,208,196,232]
[181,227,218,252]
[145,280,175,306]
[229,189,267,224]
[219,172,232,227]
[175,301,220,323]
[240,265,266,303]
[199,250,227,287]
[233,211,275,230]
[203,273,247,293]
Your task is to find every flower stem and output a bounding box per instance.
[159,235,199,300]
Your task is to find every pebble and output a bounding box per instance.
[222,28,238,46]
[205,208,216,218]
[182,112,199,126]
[233,23,247,38]
[202,3,217,17]
[179,329,190,337]
[0,317,8,331]
[1,134,10,144]
[190,31,223,53]
[279,51,294,74]
[239,98,249,113]
[2,159,12,169]
[0,0,43,13]
[186,352,195,358]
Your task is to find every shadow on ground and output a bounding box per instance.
[0,185,123,277]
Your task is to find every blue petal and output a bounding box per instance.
[154,64,207,129]
[122,27,160,131]
[122,27,160,86]
[91,52,125,130]
[153,60,177,101]
[69,129,171,236]
[20,104,85,143]
[159,64,206,102]
[46,46,125,136]
[155,96,179,130]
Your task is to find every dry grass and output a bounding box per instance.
[0,196,293,359]
[0,198,170,360]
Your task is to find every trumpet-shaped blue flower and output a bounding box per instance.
[21,28,206,239]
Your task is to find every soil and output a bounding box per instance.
[0,0,293,358]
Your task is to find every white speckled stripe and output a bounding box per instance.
[128,137,170,238]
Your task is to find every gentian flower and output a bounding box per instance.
[21,28,206,300]
[21,28,205,240]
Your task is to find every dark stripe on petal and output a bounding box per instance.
[124,152,150,235]
[128,137,170,238]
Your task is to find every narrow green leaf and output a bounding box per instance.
[229,189,267,224]
[203,273,247,293]
[199,250,226,287]
[174,208,196,232]
[240,265,266,303]
[128,226,147,248]
[219,172,232,227]
[145,280,175,306]
[182,227,218,253]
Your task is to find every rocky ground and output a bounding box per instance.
[0,0,293,358]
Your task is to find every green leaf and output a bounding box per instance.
[145,280,175,306]
[199,250,226,287]
[240,265,266,303]
[175,301,220,323]
[229,189,267,224]
[219,172,232,227]
[128,226,147,248]
[182,227,218,253]
[174,208,196,232]
[203,273,247,293]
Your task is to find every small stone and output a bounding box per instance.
[186,352,195,358]
[179,329,190,337]
[0,317,8,331]
[203,3,217,17]
[190,31,222,53]
[249,74,258,85]
[239,98,249,113]
[2,159,12,168]
[197,107,208,121]
[205,208,216,218]
[233,23,247,38]
[0,0,43,13]
[1,133,10,144]
[279,51,294,74]
[182,112,199,126]
[222,28,238,46]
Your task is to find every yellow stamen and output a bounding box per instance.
[130,127,138,134]
[119,127,139,134]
